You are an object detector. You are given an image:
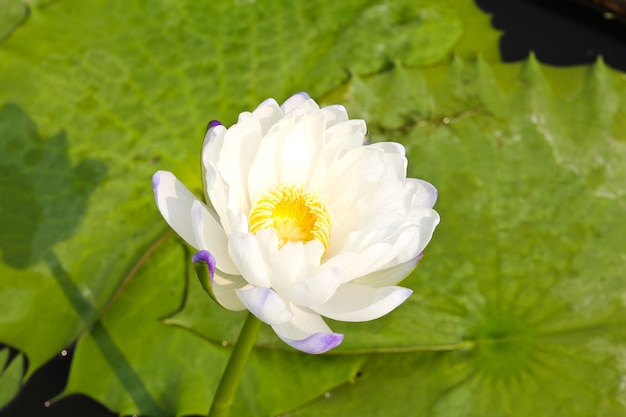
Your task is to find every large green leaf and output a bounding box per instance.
[281,56,626,415]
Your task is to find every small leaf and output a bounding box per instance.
[0,349,24,409]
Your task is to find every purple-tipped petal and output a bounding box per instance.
[281,92,312,113]
[256,98,279,109]
[192,250,216,280]
[192,250,247,312]
[236,286,292,325]
[271,306,342,353]
[208,120,222,128]
[406,178,438,209]
[190,200,239,275]
[151,171,160,192]
[278,332,344,354]
[192,250,221,307]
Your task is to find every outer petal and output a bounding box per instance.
[227,232,272,287]
[279,112,326,186]
[190,200,239,275]
[152,170,200,249]
[409,207,441,256]
[218,112,264,213]
[320,104,349,129]
[405,178,438,209]
[212,269,248,311]
[251,98,284,134]
[325,224,422,280]
[312,284,412,322]
[201,124,229,220]
[281,92,311,114]
[352,254,423,287]
[236,286,293,325]
[272,306,343,354]
[192,250,246,311]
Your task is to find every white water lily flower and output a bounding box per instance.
[152,93,439,354]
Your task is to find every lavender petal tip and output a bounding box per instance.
[208,120,222,128]
[286,332,344,354]
[192,250,216,277]
[151,172,160,192]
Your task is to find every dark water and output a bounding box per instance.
[1,1,626,416]
[477,0,626,71]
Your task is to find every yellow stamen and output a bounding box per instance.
[249,184,332,251]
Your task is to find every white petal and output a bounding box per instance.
[265,239,310,288]
[322,146,386,230]
[252,98,284,134]
[212,269,247,311]
[353,255,422,287]
[216,114,264,214]
[279,267,344,307]
[369,141,405,156]
[246,117,290,200]
[279,112,325,186]
[408,207,440,255]
[202,125,229,220]
[236,286,292,325]
[307,119,367,192]
[325,118,367,140]
[281,92,311,114]
[272,305,343,354]
[227,232,271,287]
[313,284,412,322]
[225,209,249,234]
[256,97,279,109]
[152,171,200,249]
[405,178,438,209]
[326,224,421,280]
[190,200,239,275]
[320,104,349,128]
[202,124,227,174]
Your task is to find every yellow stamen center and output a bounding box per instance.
[249,184,332,251]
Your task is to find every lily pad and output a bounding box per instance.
[281,56,626,415]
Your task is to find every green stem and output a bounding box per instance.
[208,313,262,417]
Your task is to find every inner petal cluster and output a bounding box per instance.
[249,184,332,251]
